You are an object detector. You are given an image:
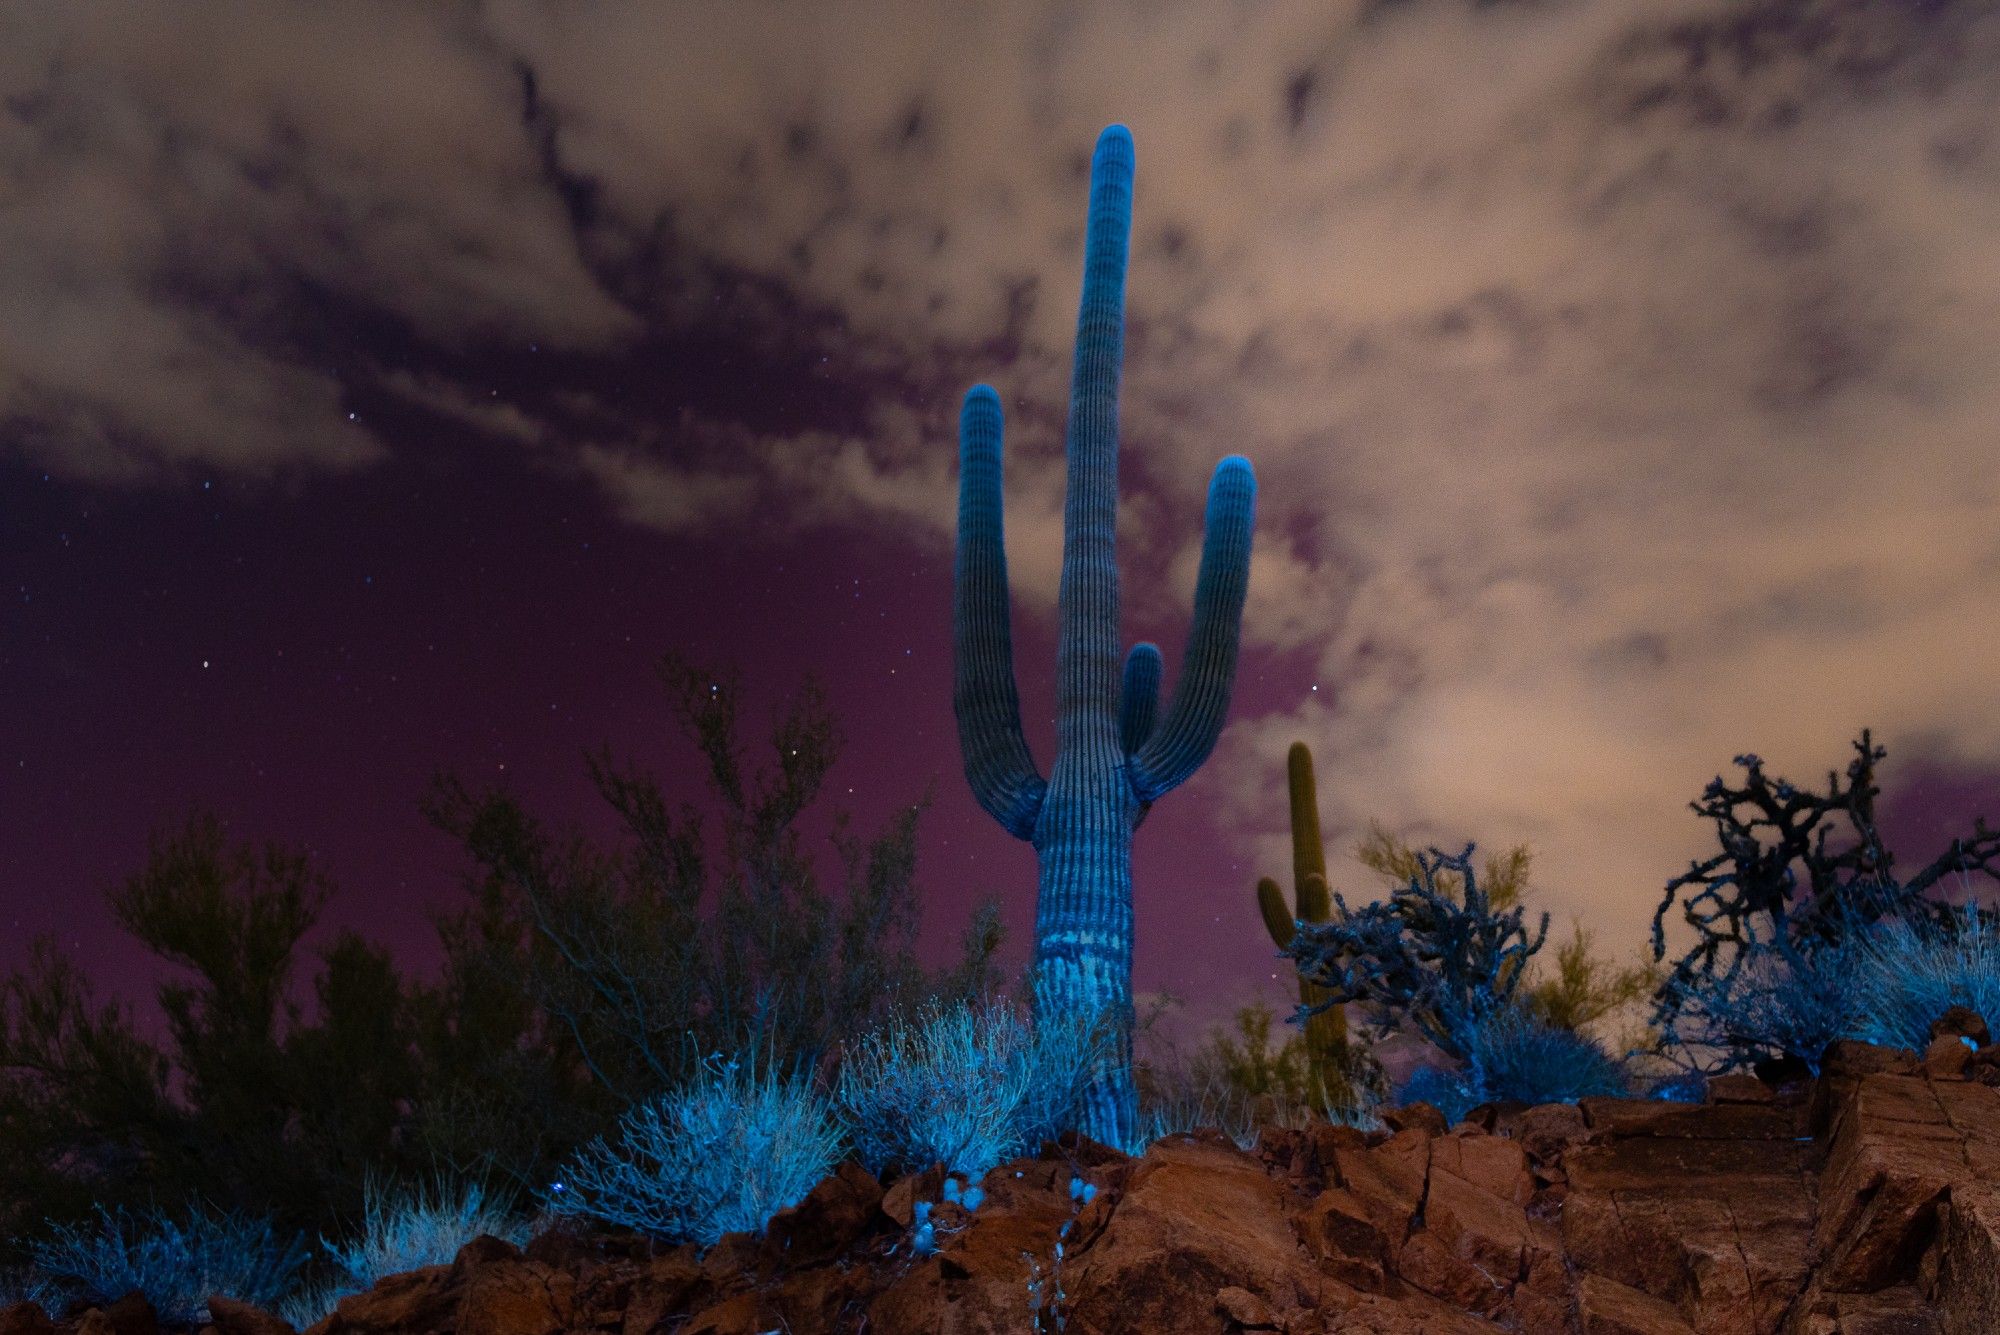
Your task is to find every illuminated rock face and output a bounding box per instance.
[950,124,1256,1153]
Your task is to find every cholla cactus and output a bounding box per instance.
[1285,842,1549,1061]
[953,124,1256,1151]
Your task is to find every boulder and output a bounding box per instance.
[0,1304,54,1335]
[1814,1074,1963,1290]
[1562,1124,1817,1333]
[454,1260,574,1335]
[763,1159,883,1267]
[449,1234,524,1281]
[325,1266,456,1334]
[1575,1273,1696,1334]
[1934,1182,2000,1335]
[204,1296,295,1335]
[1928,1005,1990,1048]
[620,1249,705,1335]
[1059,1136,1338,1335]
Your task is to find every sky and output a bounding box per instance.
[6,0,2000,1061]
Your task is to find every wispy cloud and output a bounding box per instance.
[8,0,2000,962]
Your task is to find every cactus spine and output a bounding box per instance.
[1256,741,1351,1104]
[952,125,1257,1151]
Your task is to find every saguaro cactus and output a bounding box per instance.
[952,124,1257,1150]
[1256,741,1352,1103]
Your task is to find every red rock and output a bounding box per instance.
[204,1296,294,1335]
[454,1259,574,1335]
[1936,1182,2000,1335]
[1501,1102,1589,1173]
[327,1266,455,1334]
[1815,1076,1961,1291]
[449,1234,523,1282]
[1323,1288,1509,1332]
[1328,1127,1430,1255]
[1922,1033,1973,1080]
[762,1158,882,1267]
[1928,1005,1990,1047]
[1430,1133,1533,1207]
[620,1249,704,1335]
[0,1303,53,1335]
[1579,1096,1806,1140]
[1214,1284,1281,1328]
[78,1294,156,1335]
[878,1162,946,1228]
[1575,1273,1695,1334]
[1060,1136,1335,1335]
[678,1291,768,1335]
[1788,1283,1943,1335]
[1705,1073,1775,1104]
[1380,1102,1449,1137]
[1297,1186,1390,1291]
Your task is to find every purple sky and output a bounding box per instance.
[7,1,2000,1060]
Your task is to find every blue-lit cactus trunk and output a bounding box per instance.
[952,125,1256,1150]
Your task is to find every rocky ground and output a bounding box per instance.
[6,1023,2000,1335]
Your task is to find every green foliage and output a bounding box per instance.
[1209,1002,1309,1103]
[0,812,435,1260]
[1524,921,1661,1035]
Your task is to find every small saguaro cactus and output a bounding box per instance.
[952,124,1257,1151]
[1255,741,1352,1103]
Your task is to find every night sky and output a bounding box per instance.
[7,1,2000,1059]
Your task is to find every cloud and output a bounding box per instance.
[11,0,2000,971]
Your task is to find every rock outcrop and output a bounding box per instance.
[18,1039,2000,1335]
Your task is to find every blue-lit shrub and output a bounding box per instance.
[1663,933,1872,1075]
[29,1201,307,1325]
[278,1176,531,1330]
[1395,1003,1628,1124]
[1852,905,2000,1053]
[540,1048,844,1250]
[832,993,1115,1182]
[0,1266,59,1317]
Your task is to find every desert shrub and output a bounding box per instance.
[278,1176,532,1330]
[1852,905,2000,1053]
[1466,1005,1628,1106]
[1394,1004,1627,1124]
[1125,1007,1385,1151]
[1659,932,1872,1076]
[28,1200,307,1325]
[0,1265,58,1316]
[539,1047,843,1250]
[425,657,1009,1120]
[1285,842,1550,1063]
[831,991,1117,1180]
[1648,732,2000,1074]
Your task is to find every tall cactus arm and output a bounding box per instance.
[953,383,1046,839]
[1128,455,1256,802]
[1286,741,1328,898]
[1055,125,1135,745]
[1119,642,1162,755]
[1257,875,1295,948]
